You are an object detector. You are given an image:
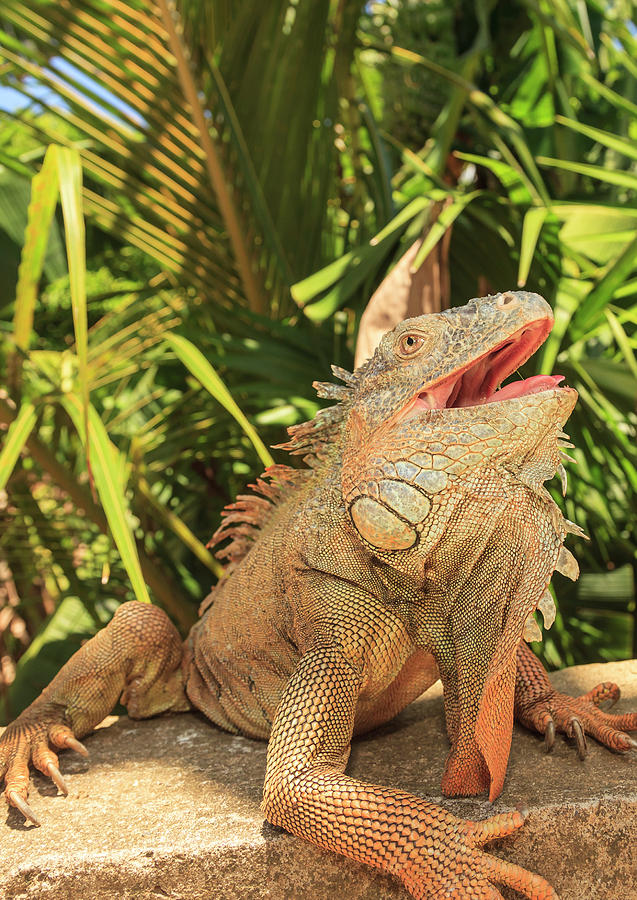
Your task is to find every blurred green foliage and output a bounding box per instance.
[0,0,635,723]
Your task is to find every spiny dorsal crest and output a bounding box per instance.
[208,464,306,574]
[274,363,366,465]
[209,364,366,578]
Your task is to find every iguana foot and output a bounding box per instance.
[515,642,637,759]
[0,716,88,826]
[435,805,559,900]
[517,680,637,758]
[1,602,189,826]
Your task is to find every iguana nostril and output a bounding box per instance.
[497,292,519,309]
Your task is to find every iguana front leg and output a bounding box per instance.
[0,602,190,825]
[515,641,637,757]
[263,646,557,900]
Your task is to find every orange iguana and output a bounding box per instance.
[2,291,636,899]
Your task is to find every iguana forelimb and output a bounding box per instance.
[262,645,557,900]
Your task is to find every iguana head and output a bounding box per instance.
[340,290,576,540]
[335,290,579,800]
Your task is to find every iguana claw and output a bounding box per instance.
[46,763,69,796]
[544,720,555,752]
[63,736,89,757]
[7,790,40,827]
[567,718,587,760]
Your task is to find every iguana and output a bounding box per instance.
[2,290,636,899]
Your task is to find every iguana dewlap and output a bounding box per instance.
[2,290,636,900]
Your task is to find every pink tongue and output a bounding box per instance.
[486,374,564,403]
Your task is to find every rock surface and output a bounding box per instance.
[1,660,636,900]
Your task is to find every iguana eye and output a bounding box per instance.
[397,333,426,357]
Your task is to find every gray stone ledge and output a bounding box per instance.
[1,660,636,899]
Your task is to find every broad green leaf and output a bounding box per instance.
[573,357,637,407]
[0,400,37,490]
[291,197,430,306]
[453,151,532,205]
[0,167,66,282]
[64,396,151,605]
[517,207,549,287]
[552,205,637,264]
[604,310,637,381]
[538,278,587,373]
[164,332,274,468]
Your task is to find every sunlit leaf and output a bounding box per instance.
[537,156,637,191]
[293,197,431,320]
[410,192,481,271]
[9,146,59,388]
[0,400,37,490]
[517,207,548,287]
[55,145,91,482]
[555,115,637,162]
[164,332,274,468]
[63,396,151,605]
[571,234,637,334]
[605,310,637,381]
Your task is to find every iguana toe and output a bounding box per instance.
[462,807,559,900]
[49,724,89,757]
[578,681,620,708]
[516,645,637,760]
[519,684,637,757]
[466,805,527,844]
[565,718,587,759]
[480,856,559,900]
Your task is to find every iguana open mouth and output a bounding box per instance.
[405,317,561,414]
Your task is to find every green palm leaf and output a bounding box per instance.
[0,0,282,312]
[63,395,151,605]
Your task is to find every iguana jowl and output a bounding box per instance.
[2,291,636,899]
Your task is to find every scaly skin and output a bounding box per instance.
[2,291,636,899]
